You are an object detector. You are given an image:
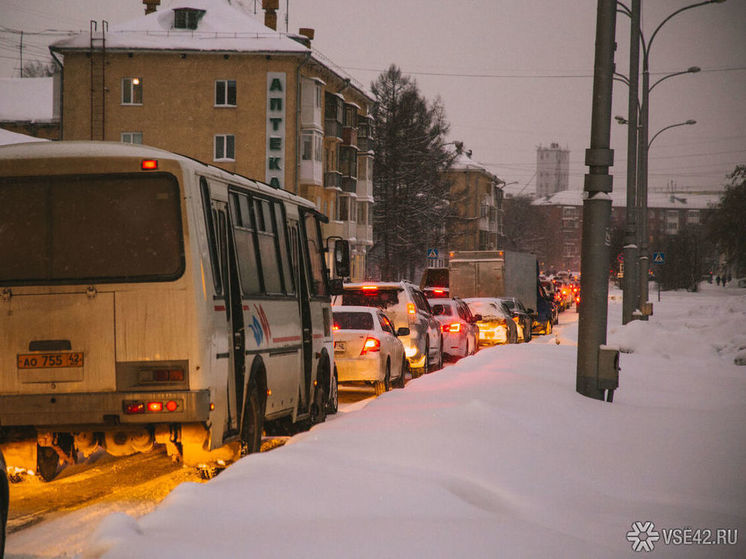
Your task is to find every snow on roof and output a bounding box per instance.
[51,0,308,54]
[531,188,721,210]
[0,78,56,122]
[0,128,48,146]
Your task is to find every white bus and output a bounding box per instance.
[0,141,347,479]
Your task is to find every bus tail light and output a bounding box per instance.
[141,159,158,170]
[360,337,381,355]
[147,401,163,412]
[124,401,145,414]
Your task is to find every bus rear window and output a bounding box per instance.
[0,173,184,284]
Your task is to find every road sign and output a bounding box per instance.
[653,252,665,264]
[617,253,624,263]
[427,248,439,259]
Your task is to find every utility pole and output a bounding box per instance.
[577,0,616,400]
[622,0,641,324]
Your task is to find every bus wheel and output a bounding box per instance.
[241,379,264,455]
[310,382,327,425]
[326,366,339,415]
[37,445,60,482]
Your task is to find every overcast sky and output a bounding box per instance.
[1,0,744,194]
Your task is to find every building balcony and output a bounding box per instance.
[341,176,357,193]
[326,219,357,242]
[324,119,343,140]
[357,177,373,199]
[324,171,342,189]
[357,135,373,153]
[342,127,358,148]
[357,223,373,246]
[300,159,323,186]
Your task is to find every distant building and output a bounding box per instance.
[532,190,720,272]
[49,0,374,280]
[536,142,569,198]
[0,77,60,140]
[443,144,504,259]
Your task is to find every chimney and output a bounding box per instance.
[263,0,279,30]
[298,28,315,46]
[143,0,160,15]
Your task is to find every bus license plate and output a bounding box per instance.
[17,352,84,369]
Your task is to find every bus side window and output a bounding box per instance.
[274,202,295,295]
[200,177,222,295]
[230,190,262,295]
[302,212,327,297]
[255,198,283,295]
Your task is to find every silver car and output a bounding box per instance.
[333,281,443,377]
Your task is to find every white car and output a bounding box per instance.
[427,297,479,360]
[332,307,409,395]
[333,282,443,376]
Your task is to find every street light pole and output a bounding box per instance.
[622,0,640,325]
[636,0,725,317]
[577,0,616,401]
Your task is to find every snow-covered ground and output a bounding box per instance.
[6,283,746,558]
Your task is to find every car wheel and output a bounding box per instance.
[525,322,532,342]
[432,337,444,371]
[375,360,391,396]
[394,356,407,388]
[326,366,339,415]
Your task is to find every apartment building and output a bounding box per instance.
[444,144,504,255]
[50,0,374,279]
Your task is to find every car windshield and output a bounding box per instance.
[333,311,374,330]
[501,299,515,310]
[341,288,400,310]
[430,304,453,316]
[466,301,495,316]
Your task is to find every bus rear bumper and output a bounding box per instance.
[0,390,211,428]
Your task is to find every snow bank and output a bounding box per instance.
[57,287,746,557]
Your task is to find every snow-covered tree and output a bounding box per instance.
[369,65,453,281]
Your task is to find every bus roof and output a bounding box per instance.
[0,140,316,210]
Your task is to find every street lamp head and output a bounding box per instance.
[615,115,629,125]
[685,119,697,125]
[710,0,727,4]
[687,66,701,73]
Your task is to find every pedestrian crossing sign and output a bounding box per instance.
[427,248,439,259]
[653,252,665,264]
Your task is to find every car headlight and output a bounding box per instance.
[404,345,418,358]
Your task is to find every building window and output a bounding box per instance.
[665,210,679,234]
[687,210,700,225]
[215,80,236,106]
[122,77,143,105]
[174,8,205,30]
[315,83,322,108]
[214,134,235,161]
[301,130,323,162]
[121,132,142,144]
[337,195,349,221]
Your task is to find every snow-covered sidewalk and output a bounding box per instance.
[11,284,746,558]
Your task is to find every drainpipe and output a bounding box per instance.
[295,51,312,195]
[50,48,64,139]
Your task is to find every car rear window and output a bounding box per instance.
[341,288,401,310]
[333,311,374,330]
[431,304,453,316]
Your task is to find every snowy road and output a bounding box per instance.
[4,309,578,558]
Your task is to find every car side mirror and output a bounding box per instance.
[396,327,410,337]
[473,314,483,322]
[328,278,344,296]
[526,308,534,314]
[332,238,350,278]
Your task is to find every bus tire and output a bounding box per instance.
[326,366,339,415]
[36,445,60,482]
[241,379,264,455]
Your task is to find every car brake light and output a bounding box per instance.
[362,285,378,291]
[141,159,158,170]
[407,303,416,315]
[444,322,460,333]
[360,337,380,355]
[332,323,340,331]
